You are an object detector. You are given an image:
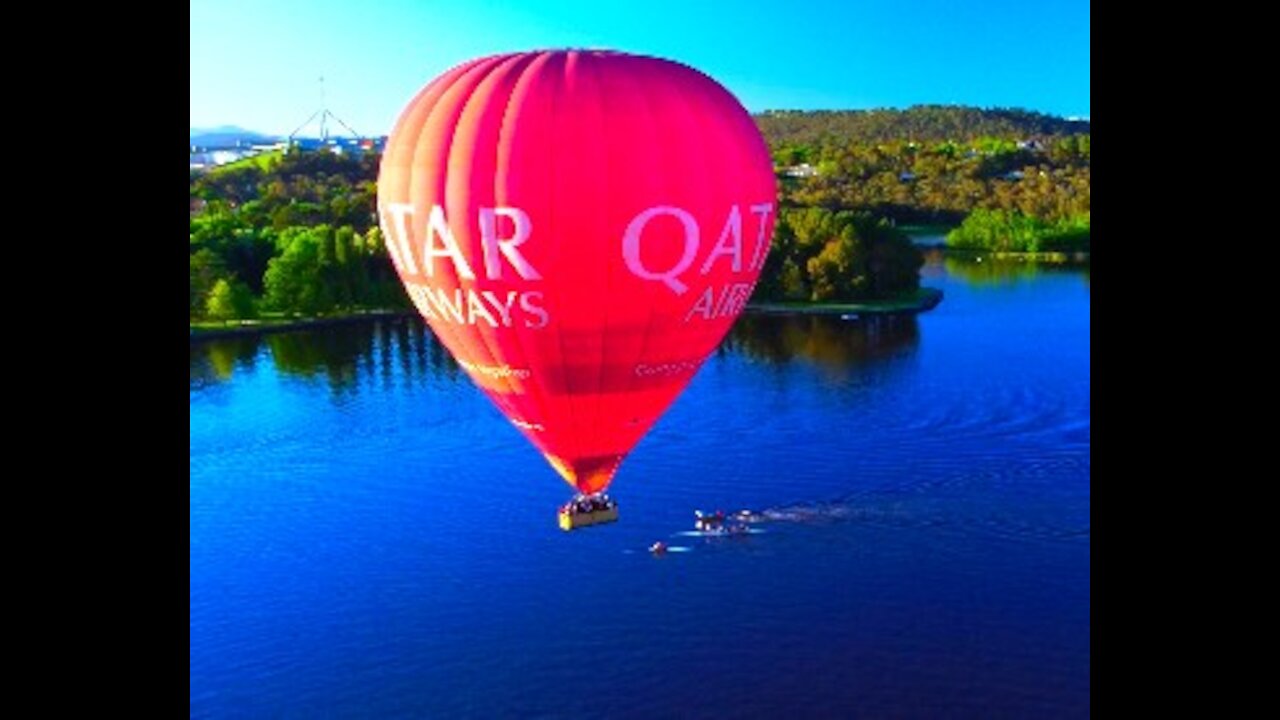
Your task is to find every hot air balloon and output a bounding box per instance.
[377,49,776,528]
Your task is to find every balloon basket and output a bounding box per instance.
[558,495,619,531]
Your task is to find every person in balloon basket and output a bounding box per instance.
[564,494,616,517]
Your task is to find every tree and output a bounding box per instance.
[263,228,336,314]
[756,207,920,303]
[865,218,924,296]
[806,231,861,302]
[945,208,1088,253]
[205,279,256,323]
[779,258,809,300]
[190,249,227,318]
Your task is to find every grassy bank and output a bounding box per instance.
[190,308,409,340]
[941,248,1090,263]
[204,149,285,175]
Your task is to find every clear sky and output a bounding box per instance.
[191,0,1089,137]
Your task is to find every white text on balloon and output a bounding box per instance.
[622,202,773,295]
[405,282,549,329]
[379,203,542,281]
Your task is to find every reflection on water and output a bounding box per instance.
[725,314,918,367]
[192,313,919,395]
[191,318,465,394]
[928,249,1090,288]
[191,337,260,384]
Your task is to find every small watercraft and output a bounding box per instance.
[694,509,727,532]
[677,524,763,538]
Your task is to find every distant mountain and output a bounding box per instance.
[190,126,280,148]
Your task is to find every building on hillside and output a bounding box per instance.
[783,163,818,178]
[286,136,388,156]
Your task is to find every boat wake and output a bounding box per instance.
[673,528,767,537]
[758,494,1089,545]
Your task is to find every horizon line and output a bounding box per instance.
[193,103,1091,137]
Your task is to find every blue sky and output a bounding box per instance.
[191,0,1089,136]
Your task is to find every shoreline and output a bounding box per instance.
[916,244,1090,262]
[746,287,943,318]
[190,288,945,343]
[190,309,411,342]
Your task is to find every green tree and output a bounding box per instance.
[758,207,920,303]
[263,228,336,314]
[205,279,257,323]
[779,258,809,300]
[190,249,227,318]
[806,228,862,302]
[946,208,1088,252]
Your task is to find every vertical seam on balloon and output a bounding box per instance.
[682,72,768,413]
[612,55,665,442]
[546,51,586,487]
[670,64,721,379]
[408,58,499,404]
[490,53,553,446]
[641,63,713,430]
[580,52,614,485]
[617,58,694,437]
[504,53,581,484]
[415,55,526,422]
[504,54,568,464]
[452,53,540,428]
[386,80,444,339]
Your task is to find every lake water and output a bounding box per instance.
[191,253,1090,718]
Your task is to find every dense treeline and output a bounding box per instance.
[755,208,922,302]
[190,106,1088,321]
[946,209,1090,253]
[191,150,380,232]
[190,151,923,320]
[190,149,405,320]
[755,105,1089,146]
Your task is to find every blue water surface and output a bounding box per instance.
[191,254,1089,718]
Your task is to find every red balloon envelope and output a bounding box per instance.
[377,50,776,495]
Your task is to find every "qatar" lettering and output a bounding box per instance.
[379,200,773,328]
[621,203,773,295]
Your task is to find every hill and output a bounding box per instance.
[754,105,1090,147]
[190,126,279,147]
